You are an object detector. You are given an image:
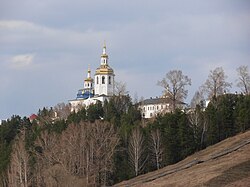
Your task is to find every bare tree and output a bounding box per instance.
[54,102,71,120]
[150,129,163,170]
[158,70,191,111]
[236,65,250,95]
[7,131,31,187]
[128,127,147,176]
[34,121,119,186]
[188,107,207,149]
[90,121,119,185]
[202,67,232,99]
[190,90,204,109]
[114,81,128,96]
[34,130,66,187]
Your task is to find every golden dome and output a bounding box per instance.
[84,77,93,82]
[95,65,114,75]
[101,54,108,58]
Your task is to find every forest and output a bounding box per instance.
[0,66,250,187]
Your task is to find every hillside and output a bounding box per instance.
[1,94,249,186]
[114,130,250,187]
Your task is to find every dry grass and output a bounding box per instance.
[114,130,250,187]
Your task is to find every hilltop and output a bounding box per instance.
[115,130,250,187]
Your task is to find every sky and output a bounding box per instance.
[0,0,250,119]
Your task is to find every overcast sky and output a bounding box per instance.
[0,0,250,119]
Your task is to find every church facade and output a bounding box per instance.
[69,44,115,111]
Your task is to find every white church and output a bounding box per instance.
[69,43,184,118]
[69,44,115,111]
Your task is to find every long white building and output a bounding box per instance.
[139,97,187,118]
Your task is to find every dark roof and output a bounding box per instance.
[141,97,186,105]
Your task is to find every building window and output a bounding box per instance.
[97,77,99,84]
[109,76,111,84]
[157,106,159,110]
[150,113,153,117]
[102,76,105,84]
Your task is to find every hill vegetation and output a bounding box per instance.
[0,93,250,186]
[115,130,250,186]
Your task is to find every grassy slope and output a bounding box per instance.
[114,130,250,187]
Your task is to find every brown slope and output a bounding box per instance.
[114,130,250,187]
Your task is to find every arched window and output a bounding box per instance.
[102,76,105,84]
[96,77,99,84]
[109,76,111,84]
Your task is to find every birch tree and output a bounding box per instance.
[202,67,232,99]
[8,131,30,187]
[158,70,191,111]
[188,107,207,149]
[128,127,147,176]
[236,65,250,95]
[150,129,163,170]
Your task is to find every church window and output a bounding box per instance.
[109,76,111,84]
[102,76,105,84]
[97,77,99,84]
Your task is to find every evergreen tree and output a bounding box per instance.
[177,111,196,159]
[235,94,250,132]
[86,101,104,122]
[0,116,23,185]
[216,94,237,140]
[161,113,181,165]
[205,100,220,146]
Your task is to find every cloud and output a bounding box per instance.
[9,54,35,69]
[0,20,34,29]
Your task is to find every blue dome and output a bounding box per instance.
[77,90,94,99]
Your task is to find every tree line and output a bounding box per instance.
[0,65,249,186]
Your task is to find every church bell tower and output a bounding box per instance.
[94,43,115,96]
